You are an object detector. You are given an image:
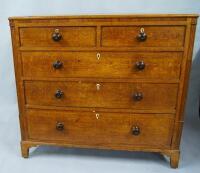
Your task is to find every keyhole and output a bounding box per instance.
[55,28,60,33]
[140,28,145,33]
[97,53,101,60]
[96,83,101,91]
[96,113,100,119]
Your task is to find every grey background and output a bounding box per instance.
[0,0,200,172]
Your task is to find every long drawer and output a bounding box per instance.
[26,109,174,148]
[21,52,182,79]
[102,26,185,47]
[19,26,96,47]
[24,81,178,110]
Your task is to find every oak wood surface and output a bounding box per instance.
[24,81,178,110]
[26,109,174,148]
[101,26,185,47]
[21,51,182,79]
[9,14,198,168]
[20,26,96,47]
[9,14,199,18]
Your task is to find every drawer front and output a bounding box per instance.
[25,81,178,110]
[102,26,185,47]
[19,27,96,47]
[26,109,173,148]
[22,52,182,79]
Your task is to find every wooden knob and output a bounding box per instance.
[137,28,147,41]
[132,126,140,136]
[133,92,143,101]
[55,90,64,99]
[53,60,63,69]
[56,122,64,131]
[52,29,62,41]
[135,61,145,70]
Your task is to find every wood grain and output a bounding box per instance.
[26,109,174,148]
[102,26,185,47]
[21,51,182,79]
[24,81,178,110]
[19,26,96,47]
[9,14,198,168]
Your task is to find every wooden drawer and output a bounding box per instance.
[25,81,178,110]
[22,52,182,79]
[19,27,96,47]
[102,26,185,47]
[26,109,173,147]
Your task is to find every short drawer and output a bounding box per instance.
[19,26,96,47]
[101,26,185,47]
[24,81,178,111]
[22,52,182,79]
[26,109,173,148]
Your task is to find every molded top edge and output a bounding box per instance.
[8,14,199,20]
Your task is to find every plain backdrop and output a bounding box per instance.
[0,1,200,173]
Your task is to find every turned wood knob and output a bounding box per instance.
[132,126,140,136]
[133,92,143,101]
[56,122,64,131]
[52,29,62,41]
[137,28,147,41]
[135,61,145,70]
[55,90,64,99]
[53,60,63,69]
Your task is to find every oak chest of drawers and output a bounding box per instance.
[9,14,198,168]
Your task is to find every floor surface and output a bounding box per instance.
[0,104,200,173]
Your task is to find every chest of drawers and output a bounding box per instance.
[9,14,198,168]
